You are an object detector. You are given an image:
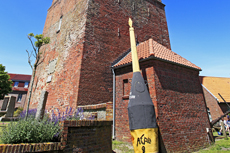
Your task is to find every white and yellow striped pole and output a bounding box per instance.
[128,18,158,153]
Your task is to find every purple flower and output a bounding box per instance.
[19,109,37,119]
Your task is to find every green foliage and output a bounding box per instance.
[13,107,24,117]
[0,115,61,144]
[28,33,50,48]
[0,64,13,100]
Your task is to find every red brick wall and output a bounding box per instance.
[61,120,112,153]
[115,66,133,143]
[115,60,211,152]
[154,61,211,152]
[78,0,170,105]
[202,86,223,121]
[26,0,171,112]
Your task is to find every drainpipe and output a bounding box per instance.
[112,68,116,140]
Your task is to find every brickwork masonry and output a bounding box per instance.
[25,0,171,112]
[115,60,212,152]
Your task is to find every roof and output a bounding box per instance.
[8,73,31,81]
[200,76,230,102]
[112,38,201,70]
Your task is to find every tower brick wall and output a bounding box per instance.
[25,0,171,112]
[25,0,89,112]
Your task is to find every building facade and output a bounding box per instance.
[24,0,212,152]
[0,73,31,109]
[112,39,211,152]
[25,0,170,113]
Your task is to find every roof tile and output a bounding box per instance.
[8,73,31,81]
[113,39,201,70]
[200,76,230,102]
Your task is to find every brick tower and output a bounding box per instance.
[25,0,171,112]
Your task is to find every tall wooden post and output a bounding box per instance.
[128,18,159,153]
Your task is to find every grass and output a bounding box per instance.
[112,132,230,153]
[196,132,230,153]
[112,140,134,153]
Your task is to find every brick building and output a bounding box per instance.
[200,76,230,121]
[112,39,211,152]
[0,73,31,109]
[25,0,170,112]
[24,0,211,152]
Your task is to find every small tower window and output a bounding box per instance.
[57,16,63,33]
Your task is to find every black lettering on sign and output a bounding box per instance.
[142,146,145,153]
[136,134,151,147]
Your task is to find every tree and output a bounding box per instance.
[25,33,50,119]
[0,64,13,100]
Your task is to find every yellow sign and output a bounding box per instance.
[131,128,158,153]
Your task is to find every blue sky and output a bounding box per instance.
[0,0,229,77]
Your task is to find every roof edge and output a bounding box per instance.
[201,84,219,102]
[112,56,202,71]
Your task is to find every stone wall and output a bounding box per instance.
[115,60,212,152]
[78,102,113,120]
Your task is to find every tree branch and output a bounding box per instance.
[28,36,37,55]
[26,50,33,70]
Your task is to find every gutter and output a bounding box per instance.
[111,68,116,140]
[201,84,219,102]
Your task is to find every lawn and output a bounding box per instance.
[112,140,134,153]
[196,132,230,153]
[112,132,230,153]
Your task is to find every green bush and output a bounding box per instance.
[13,107,24,117]
[0,115,60,144]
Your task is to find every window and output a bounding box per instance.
[17,94,22,102]
[57,16,62,33]
[14,81,19,87]
[24,82,29,88]
[123,79,129,96]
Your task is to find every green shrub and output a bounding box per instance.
[13,107,24,117]
[0,107,93,144]
[0,115,60,144]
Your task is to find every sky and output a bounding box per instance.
[0,0,229,77]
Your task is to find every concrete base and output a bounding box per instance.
[0,117,19,121]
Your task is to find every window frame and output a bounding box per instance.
[14,81,19,87]
[57,16,63,33]
[17,94,22,102]
[24,82,29,88]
